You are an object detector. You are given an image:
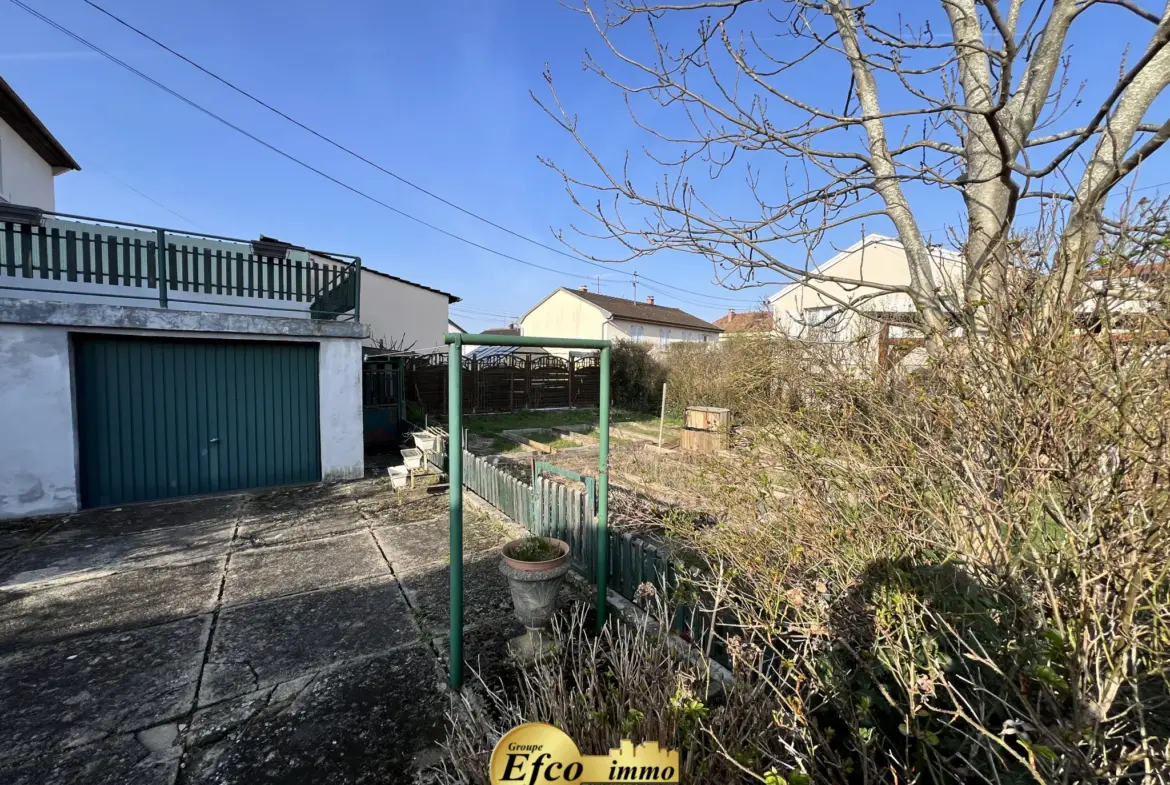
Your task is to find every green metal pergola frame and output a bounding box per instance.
[444,332,612,691]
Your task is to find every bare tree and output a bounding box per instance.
[536,0,1170,349]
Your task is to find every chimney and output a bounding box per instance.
[578,285,589,293]
[645,296,655,305]
[728,308,736,316]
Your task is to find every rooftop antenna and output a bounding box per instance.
[632,271,638,301]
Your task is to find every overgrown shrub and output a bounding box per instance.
[430,219,1170,784]
[610,339,668,411]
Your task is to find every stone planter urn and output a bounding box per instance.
[499,536,571,663]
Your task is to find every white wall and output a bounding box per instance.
[520,288,608,357]
[318,338,364,481]
[770,236,964,343]
[360,270,450,353]
[0,324,78,518]
[608,319,718,349]
[0,118,56,211]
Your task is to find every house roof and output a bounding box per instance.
[0,77,80,172]
[483,327,521,336]
[712,310,773,333]
[536,288,722,332]
[767,234,964,304]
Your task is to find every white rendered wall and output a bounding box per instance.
[0,118,56,211]
[318,337,364,481]
[0,324,78,518]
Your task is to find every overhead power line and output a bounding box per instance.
[76,0,762,307]
[8,0,600,282]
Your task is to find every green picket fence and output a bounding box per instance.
[460,450,671,599]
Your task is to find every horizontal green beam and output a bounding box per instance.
[443,332,611,349]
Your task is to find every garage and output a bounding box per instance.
[74,335,321,507]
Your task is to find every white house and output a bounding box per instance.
[769,235,964,350]
[0,81,368,520]
[520,286,722,356]
[0,76,79,210]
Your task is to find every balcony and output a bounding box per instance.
[0,204,361,320]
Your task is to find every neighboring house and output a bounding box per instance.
[769,234,964,349]
[712,309,773,340]
[0,76,80,210]
[520,286,721,355]
[359,267,459,354]
[0,83,369,520]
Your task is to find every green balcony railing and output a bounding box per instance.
[0,204,361,320]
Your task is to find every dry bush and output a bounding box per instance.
[424,602,787,784]
[667,217,1170,783]
[429,216,1170,785]
[611,340,668,412]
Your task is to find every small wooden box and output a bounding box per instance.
[680,427,729,453]
[684,406,731,432]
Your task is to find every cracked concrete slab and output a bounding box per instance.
[235,504,367,549]
[38,497,241,546]
[181,645,445,785]
[374,513,518,576]
[221,531,388,606]
[355,485,451,523]
[0,520,234,585]
[0,615,208,759]
[399,551,516,634]
[0,730,181,785]
[0,557,224,653]
[198,576,415,706]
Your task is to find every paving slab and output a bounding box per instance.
[221,531,388,606]
[235,504,367,549]
[0,615,208,759]
[399,552,515,635]
[199,576,415,706]
[181,644,445,785]
[0,557,224,653]
[356,486,450,523]
[0,520,233,585]
[374,513,517,576]
[0,730,181,785]
[0,513,65,556]
[38,496,241,546]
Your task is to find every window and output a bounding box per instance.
[703,334,709,343]
[802,306,841,341]
[659,328,670,348]
[631,324,644,340]
[681,331,692,342]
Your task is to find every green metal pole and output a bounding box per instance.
[597,345,611,632]
[448,338,464,690]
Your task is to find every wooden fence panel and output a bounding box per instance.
[406,353,601,416]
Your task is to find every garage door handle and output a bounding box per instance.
[209,437,220,444]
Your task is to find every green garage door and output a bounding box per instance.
[75,335,320,507]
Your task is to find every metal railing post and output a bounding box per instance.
[448,336,464,690]
[156,228,168,308]
[597,344,611,631]
[352,257,362,322]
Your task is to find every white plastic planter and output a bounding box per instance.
[387,465,409,489]
[401,448,424,470]
[413,432,439,452]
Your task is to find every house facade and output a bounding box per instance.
[0,82,368,520]
[520,287,721,356]
[769,235,964,349]
[359,267,459,354]
[0,77,79,210]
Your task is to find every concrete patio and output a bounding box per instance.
[0,479,528,784]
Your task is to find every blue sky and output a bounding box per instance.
[2,0,1166,330]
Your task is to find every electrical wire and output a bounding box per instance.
[7,0,601,282]
[76,0,762,307]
